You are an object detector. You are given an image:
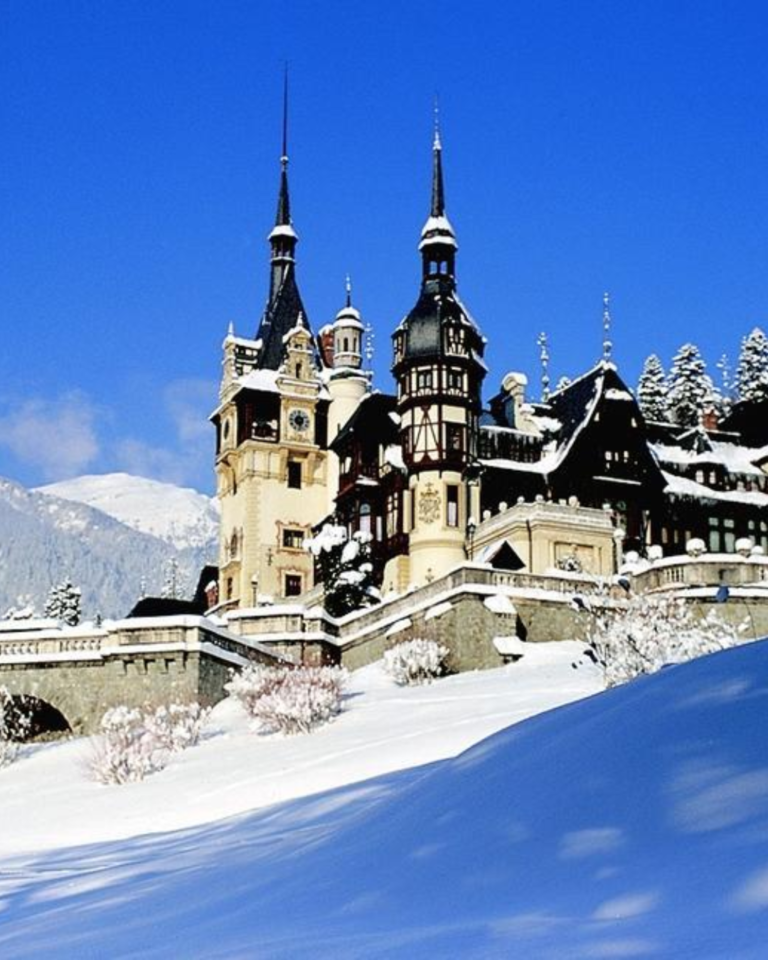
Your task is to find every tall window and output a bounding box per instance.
[359,502,372,535]
[446,485,459,527]
[285,574,302,597]
[287,460,302,489]
[446,423,464,453]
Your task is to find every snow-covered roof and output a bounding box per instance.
[653,441,766,476]
[237,369,281,394]
[663,471,768,506]
[419,214,458,249]
[267,223,298,241]
[333,306,364,329]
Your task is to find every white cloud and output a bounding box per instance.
[114,378,216,489]
[592,892,659,921]
[729,864,768,912]
[0,391,100,480]
[559,827,625,860]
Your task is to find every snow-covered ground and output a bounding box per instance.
[3,641,768,958]
[0,642,598,857]
[37,472,219,549]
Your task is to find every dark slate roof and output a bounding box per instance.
[254,266,313,371]
[127,597,206,619]
[546,363,609,455]
[396,281,481,362]
[331,392,398,453]
[720,397,768,447]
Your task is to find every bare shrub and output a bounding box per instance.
[90,702,209,785]
[383,638,449,686]
[586,594,749,687]
[226,664,347,735]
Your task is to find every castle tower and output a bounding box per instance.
[326,278,371,508]
[212,89,329,607]
[392,121,486,586]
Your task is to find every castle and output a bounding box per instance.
[211,116,768,612]
[2,114,767,737]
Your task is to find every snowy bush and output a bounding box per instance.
[0,688,31,769]
[305,523,380,617]
[90,702,209,785]
[585,594,748,687]
[383,638,449,686]
[226,664,347,735]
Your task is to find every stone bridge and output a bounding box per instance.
[0,616,281,736]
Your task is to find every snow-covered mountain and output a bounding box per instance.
[0,475,218,618]
[36,473,219,550]
[0,642,767,957]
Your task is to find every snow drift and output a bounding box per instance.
[2,642,768,958]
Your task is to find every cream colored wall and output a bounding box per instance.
[326,372,369,517]
[473,500,616,578]
[408,470,467,587]
[218,439,329,603]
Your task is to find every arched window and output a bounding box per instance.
[359,502,372,535]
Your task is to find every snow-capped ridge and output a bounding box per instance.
[37,472,219,550]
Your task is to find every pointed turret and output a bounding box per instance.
[255,74,315,372]
[333,276,364,370]
[418,113,458,277]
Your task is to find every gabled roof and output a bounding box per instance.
[331,392,398,453]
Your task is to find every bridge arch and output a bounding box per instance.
[3,693,71,741]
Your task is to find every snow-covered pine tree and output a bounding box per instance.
[305,523,379,618]
[160,558,180,599]
[735,326,768,402]
[666,343,710,427]
[44,579,81,626]
[637,354,668,422]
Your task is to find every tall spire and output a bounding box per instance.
[419,103,457,276]
[274,66,291,228]
[431,97,445,217]
[268,67,298,301]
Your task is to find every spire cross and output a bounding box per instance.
[602,291,612,361]
[345,274,352,308]
[433,94,441,150]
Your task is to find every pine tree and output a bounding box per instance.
[735,327,768,402]
[637,354,668,422]
[305,523,379,618]
[666,343,710,427]
[160,559,179,599]
[44,579,81,626]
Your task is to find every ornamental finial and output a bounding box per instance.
[602,291,612,362]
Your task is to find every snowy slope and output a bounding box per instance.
[0,642,599,856]
[2,642,768,957]
[37,472,219,550]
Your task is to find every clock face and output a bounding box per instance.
[289,408,311,433]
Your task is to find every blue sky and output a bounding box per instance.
[2,0,768,493]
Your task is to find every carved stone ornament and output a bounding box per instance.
[418,482,441,525]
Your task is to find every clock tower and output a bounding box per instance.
[212,104,330,607]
